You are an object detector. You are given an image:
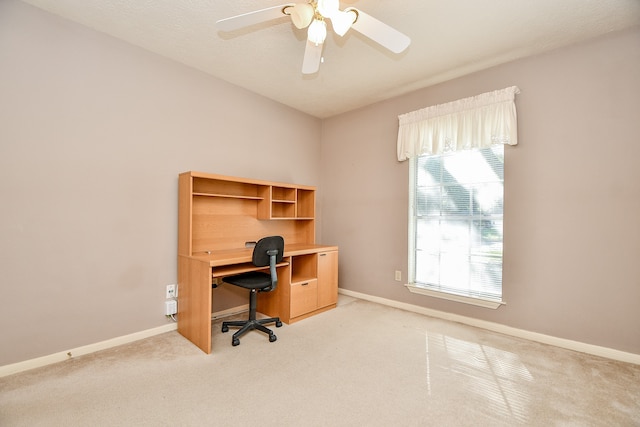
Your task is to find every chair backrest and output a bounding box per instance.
[252,236,284,291]
[252,236,284,266]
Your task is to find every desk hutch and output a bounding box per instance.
[177,171,338,354]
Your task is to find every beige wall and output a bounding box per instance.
[0,1,320,365]
[2,0,639,366]
[320,27,640,355]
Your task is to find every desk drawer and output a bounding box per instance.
[290,279,318,318]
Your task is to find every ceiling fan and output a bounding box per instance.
[216,1,411,74]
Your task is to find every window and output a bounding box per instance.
[408,145,505,308]
[397,86,519,308]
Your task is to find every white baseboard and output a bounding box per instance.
[0,322,177,378]
[339,288,640,365]
[1,305,251,378]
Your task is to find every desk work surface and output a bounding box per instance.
[190,243,339,267]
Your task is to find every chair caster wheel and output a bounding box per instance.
[275,320,282,328]
[269,334,277,343]
[232,338,240,346]
[222,325,229,333]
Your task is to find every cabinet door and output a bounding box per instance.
[290,279,318,318]
[317,251,338,308]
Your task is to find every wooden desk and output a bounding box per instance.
[177,243,338,354]
[177,172,338,354]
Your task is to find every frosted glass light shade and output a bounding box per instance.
[331,10,356,36]
[317,0,339,18]
[289,3,314,29]
[307,19,327,45]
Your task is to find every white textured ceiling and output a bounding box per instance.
[19,0,640,118]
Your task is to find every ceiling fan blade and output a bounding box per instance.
[216,4,295,32]
[346,8,411,54]
[302,40,323,74]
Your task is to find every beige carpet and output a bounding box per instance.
[1,295,639,426]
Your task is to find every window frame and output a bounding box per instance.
[407,147,506,309]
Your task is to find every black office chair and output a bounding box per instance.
[221,236,284,346]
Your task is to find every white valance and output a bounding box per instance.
[397,86,520,161]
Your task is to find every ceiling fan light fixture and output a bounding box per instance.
[317,0,339,19]
[289,3,314,29]
[307,18,327,45]
[218,3,411,74]
[331,10,357,36]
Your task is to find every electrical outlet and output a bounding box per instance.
[165,300,177,315]
[395,270,402,282]
[166,284,176,299]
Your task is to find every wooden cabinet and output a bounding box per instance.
[317,250,339,308]
[258,186,316,220]
[177,172,338,353]
[179,172,317,256]
[278,250,339,323]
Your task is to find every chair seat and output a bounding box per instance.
[224,271,272,290]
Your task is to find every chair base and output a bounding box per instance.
[222,317,282,346]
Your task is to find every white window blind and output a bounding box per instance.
[411,145,504,303]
